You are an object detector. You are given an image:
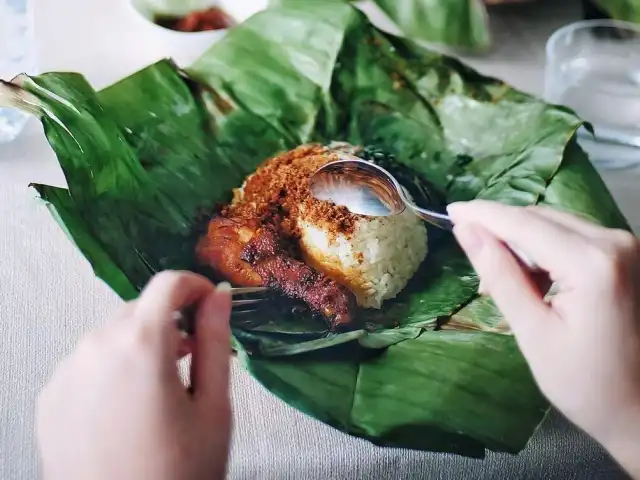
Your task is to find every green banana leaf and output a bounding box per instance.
[371,0,489,49]
[596,0,640,22]
[1,2,629,457]
[270,0,490,49]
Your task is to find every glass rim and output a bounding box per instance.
[546,19,640,60]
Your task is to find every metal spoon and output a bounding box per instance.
[309,156,540,271]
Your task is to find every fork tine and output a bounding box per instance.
[177,292,265,333]
[230,287,268,295]
[231,309,258,316]
[229,287,267,316]
[231,298,263,307]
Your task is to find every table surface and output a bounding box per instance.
[1,0,637,479]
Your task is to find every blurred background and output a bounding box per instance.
[3,0,638,168]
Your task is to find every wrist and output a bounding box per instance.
[597,402,640,478]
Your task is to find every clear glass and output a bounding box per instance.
[544,20,640,170]
[0,0,36,144]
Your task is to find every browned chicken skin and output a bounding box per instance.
[196,216,356,329]
[196,217,263,287]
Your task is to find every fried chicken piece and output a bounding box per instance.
[196,216,356,329]
[241,226,355,329]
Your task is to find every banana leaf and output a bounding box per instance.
[1,2,629,457]
[596,0,640,22]
[270,0,490,49]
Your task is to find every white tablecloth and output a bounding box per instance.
[1,0,637,478]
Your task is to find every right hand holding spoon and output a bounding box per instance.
[448,200,640,478]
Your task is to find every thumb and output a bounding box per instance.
[191,282,232,404]
[453,223,555,345]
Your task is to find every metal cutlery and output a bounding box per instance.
[178,286,268,334]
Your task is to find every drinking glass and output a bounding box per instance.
[545,20,640,169]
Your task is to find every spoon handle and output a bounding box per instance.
[408,204,542,273]
[407,204,454,231]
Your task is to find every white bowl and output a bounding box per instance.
[127,0,268,65]
[130,0,268,33]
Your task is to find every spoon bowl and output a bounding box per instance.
[310,156,453,230]
[309,159,406,216]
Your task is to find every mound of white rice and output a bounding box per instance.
[297,207,428,309]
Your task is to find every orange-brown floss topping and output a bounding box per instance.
[224,144,360,239]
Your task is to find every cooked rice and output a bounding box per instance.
[298,206,427,308]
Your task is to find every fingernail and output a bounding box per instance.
[446,202,468,221]
[453,224,483,256]
[478,279,488,295]
[216,282,232,293]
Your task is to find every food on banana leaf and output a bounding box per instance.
[196,144,428,329]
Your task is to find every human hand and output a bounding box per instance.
[448,201,640,475]
[37,271,232,480]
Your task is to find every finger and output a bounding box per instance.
[113,300,138,320]
[528,206,607,238]
[90,301,137,339]
[453,223,558,346]
[191,283,232,404]
[481,271,553,298]
[133,271,215,348]
[448,200,590,279]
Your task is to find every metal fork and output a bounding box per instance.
[177,286,267,334]
[230,286,268,314]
